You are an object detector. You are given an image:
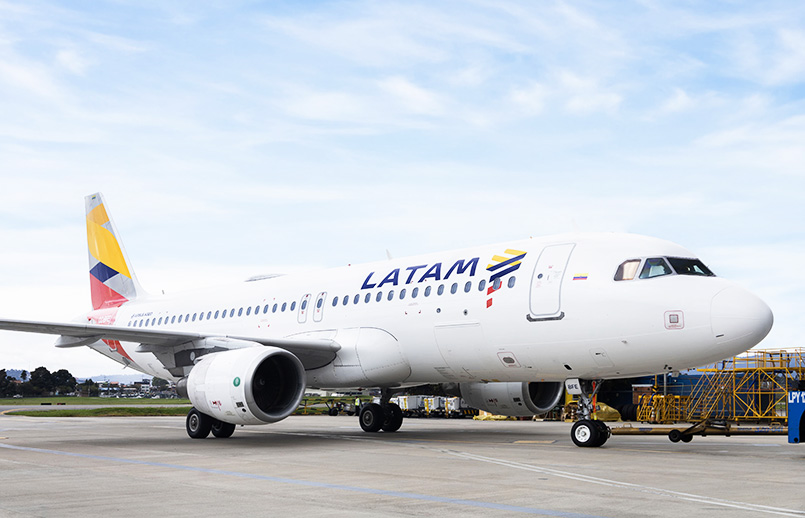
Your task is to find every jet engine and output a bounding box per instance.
[459,381,564,417]
[180,346,306,426]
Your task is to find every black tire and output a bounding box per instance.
[593,420,610,447]
[328,407,339,416]
[668,429,682,443]
[571,420,600,447]
[359,403,384,432]
[382,403,404,432]
[211,419,236,439]
[680,434,693,443]
[186,408,212,439]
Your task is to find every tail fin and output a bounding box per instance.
[85,193,144,310]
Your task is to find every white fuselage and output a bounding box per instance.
[86,233,773,387]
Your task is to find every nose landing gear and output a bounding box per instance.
[567,379,610,447]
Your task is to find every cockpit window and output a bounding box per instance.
[639,257,673,279]
[614,260,641,281]
[668,257,715,276]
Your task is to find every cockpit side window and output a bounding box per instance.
[668,257,715,277]
[639,257,673,279]
[614,259,641,281]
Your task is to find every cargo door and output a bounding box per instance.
[528,243,575,320]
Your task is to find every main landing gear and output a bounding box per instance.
[358,390,403,433]
[569,379,610,448]
[186,407,236,439]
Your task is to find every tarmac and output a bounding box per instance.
[0,410,803,517]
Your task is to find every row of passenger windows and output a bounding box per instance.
[126,276,517,328]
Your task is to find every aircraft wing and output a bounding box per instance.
[0,318,340,370]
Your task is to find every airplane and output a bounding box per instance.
[0,193,773,447]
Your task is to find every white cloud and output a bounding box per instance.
[378,76,445,115]
[559,71,622,113]
[56,48,90,75]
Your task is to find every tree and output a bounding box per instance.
[152,377,169,389]
[79,379,99,397]
[29,367,54,395]
[51,369,77,395]
[20,370,28,382]
[0,369,18,397]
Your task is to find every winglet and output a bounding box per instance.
[85,193,144,309]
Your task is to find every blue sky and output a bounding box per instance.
[1,1,803,377]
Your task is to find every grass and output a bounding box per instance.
[2,396,362,417]
[0,396,191,405]
[7,406,191,417]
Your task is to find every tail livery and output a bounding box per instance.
[86,193,142,310]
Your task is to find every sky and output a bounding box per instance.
[0,0,803,378]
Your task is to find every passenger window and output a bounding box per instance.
[317,298,323,309]
[437,284,444,295]
[424,286,431,297]
[246,307,252,316]
[158,317,163,325]
[281,302,287,312]
[478,279,486,291]
[412,287,419,298]
[238,308,243,317]
[400,288,406,299]
[615,259,641,281]
[144,320,149,327]
[332,297,338,307]
[343,295,349,306]
[376,292,383,302]
[640,258,673,279]
[214,310,219,319]
[387,290,394,301]
[272,304,278,313]
[354,294,360,304]
[206,311,212,320]
[464,281,471,293]
[493,278,502,290]
[301,300,308,310]
[290,301,296,311]
[192,314,197,322]
[507,276,516,288]
[185,314,190,322]
[449,283,457,294]
[364,293,371,303]
[171,316,176,324]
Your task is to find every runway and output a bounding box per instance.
[1,412,803,517]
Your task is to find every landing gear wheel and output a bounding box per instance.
[211,419,236,438]
[680,434,693,443]
[328,407,339,416]
[186,408,212,439]
[381,403,404,432]
[592,420,610,447]
[571,420,600,447]
[359,403,384,432]
[669,429,682,443]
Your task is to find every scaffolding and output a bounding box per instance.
[636,349,804,424]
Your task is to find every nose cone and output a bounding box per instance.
[711,287,773,354]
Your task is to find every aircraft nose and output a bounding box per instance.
[711,287,773,353]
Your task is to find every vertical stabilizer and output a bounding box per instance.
[85,193,144,309]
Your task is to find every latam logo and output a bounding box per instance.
[486,249,526,308]
[361,258,480,290]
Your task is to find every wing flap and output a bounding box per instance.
[0,318,340,369]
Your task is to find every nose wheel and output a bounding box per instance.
[569,379,610,447]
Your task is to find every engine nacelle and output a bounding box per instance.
[184,346,306,426]
[459,381,564,417]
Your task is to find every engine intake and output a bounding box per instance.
[459,381,564,417]
[184,346,306,425]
